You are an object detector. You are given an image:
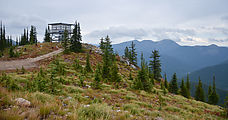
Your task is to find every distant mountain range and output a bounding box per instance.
[112,39,228,81]
[188,60,228,91]
[112,39,228,105]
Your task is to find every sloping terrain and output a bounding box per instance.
[0,43,226,120]
[113,39,228,106]
[0,42,61,61]
[0,48,63,70]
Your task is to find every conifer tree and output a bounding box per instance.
[195,77,205,102]
[0,24,6,51]
[168,73,178,94]
[160,81,165,90]
[104,35,113,54]
[9,47,15,58]
[149,69,155,85]
[129,41,137,65]
[62,29,69,53]
[70,21,82,52]
[44,28,51,42]
[85,53,93,72]
[150,76,155,85]
[164,73,168,89]
[73,58,82,70]
[0,22,3,52]
[180,78,188,98]
[101,36,113,80]
[102,48,111,81]
[208,75,219,105]
[93,64,102,89]
[208,85,212,100]
[133,53,151,92]
[16,37,19,46]
[26,28,29,44]
[225,96,228,117]
[99,37,105,50]
[49,69,58,94]
[110,58,121,87]
[124,46,129,59]
[149,50,161,81]
[186,73,191,98]
[20,29,28,46]
[0,23,11,52]
[29,25,37,44]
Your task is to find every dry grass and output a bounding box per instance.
[0,43,226,120]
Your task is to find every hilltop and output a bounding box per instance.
[0,43,227,120]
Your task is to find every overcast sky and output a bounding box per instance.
[1,0,228,46]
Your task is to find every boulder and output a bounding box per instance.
[15,98,31,107]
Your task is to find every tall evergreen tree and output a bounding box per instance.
[0,23,9,52]
[101,36,114,81]
[16,37,19,46]
[44,28,51,42]
[110,58,121,87]
[208,85,212,99]
[26,28,29,44]
[186,73,191,98]
[164,73,168,89]
[85,53,93,72]
[20,29,28,46]
[104,35,113,54]
[0,22,4,52]
[124,46,129,59]
[129,41,137,65]
[160,81,165,90]
[208,75,219,105]
[195,77,205,102]
[92,64,102,89]
[168,73,178,94]
[149,50,161,81]
[62,29,69,53]
[180,78,188,98]
[102,47,111,80]
[99,37,105,50]
[29,25,37,44]
[133,53,151,92]
[70,21,82,52]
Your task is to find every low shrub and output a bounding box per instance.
[40,105,54,119]
[77,103,111,120]
[123,103,141,115]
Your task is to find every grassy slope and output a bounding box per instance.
[0,43,226,120]
[0,42,61,61]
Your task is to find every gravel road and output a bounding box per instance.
[0,49,63,71]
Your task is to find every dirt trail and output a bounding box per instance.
[0,49,63,71]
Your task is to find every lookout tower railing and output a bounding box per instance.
[48,23,74,42]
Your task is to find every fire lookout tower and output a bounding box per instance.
[48,23,74,42]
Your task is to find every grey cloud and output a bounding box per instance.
[208,38,228,42]
[212,27,228,35]
[1,0,228,45]
[86,27,197,43]
[221,15,228,21]
[86,27,148,40]
[152,28,196,36]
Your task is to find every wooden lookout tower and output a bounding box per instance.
[48,23,74,42]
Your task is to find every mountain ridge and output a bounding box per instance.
[113,39,228,88]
